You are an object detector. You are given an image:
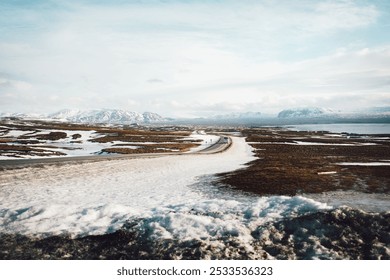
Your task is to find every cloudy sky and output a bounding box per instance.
[1,0,389,117]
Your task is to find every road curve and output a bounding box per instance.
[195,136,232,154]
[0,136,232,170]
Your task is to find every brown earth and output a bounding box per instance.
[0,144,66,157]
[102,143,199,154]
[219,128,390,196]
[0,120,201,158]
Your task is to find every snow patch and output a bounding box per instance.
[337,162,390,166]
[0,137,255,236]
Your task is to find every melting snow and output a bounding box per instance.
[0,137,260,237]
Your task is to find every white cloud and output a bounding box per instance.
[0,76,33,91]
[312,0,378,31]
[0,0,387,116]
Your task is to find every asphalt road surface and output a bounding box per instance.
[0,136,232,170]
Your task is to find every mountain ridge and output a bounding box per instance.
[1,106,389,124]
[0,109,167,124]
[49,109,165,124]
[277,107,336,118]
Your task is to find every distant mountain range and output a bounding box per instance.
[277,107,336,118]
[212,111,263,119]
[49,109,165,124]
[1,109,167,124]
[277,107,390,119]
[187,107,390,125]
[1,107,389,124]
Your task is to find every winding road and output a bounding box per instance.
[0,135,232,170]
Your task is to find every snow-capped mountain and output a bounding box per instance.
[0,112,45,119]
[47,109,81,120]
[49,109,166,124]
[213,111,262,119]
[358,107,390,116]
[277,107,336,118]
[142,112,166,123]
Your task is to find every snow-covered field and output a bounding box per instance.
[0,128,111,159]
[0,137,330,240]
[1,129,389,259]
[0,126,213,159]
[0,137,250,234]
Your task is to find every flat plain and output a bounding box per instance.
[0,119,389,260]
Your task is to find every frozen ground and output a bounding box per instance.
[1,134,389,259]
[0,129,110,159]
[0,137,258,236]
[0,137,332,248]
[0,127,218,159]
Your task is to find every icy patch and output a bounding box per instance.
[337,162,390,166]
[317,171,337,175]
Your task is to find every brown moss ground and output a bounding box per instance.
[0,144,66,157]
[89,135,194,143]
[102,143,199,154]
[219,128,390,196]
[0,120,200,157]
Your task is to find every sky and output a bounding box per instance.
[0,0,390,118]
